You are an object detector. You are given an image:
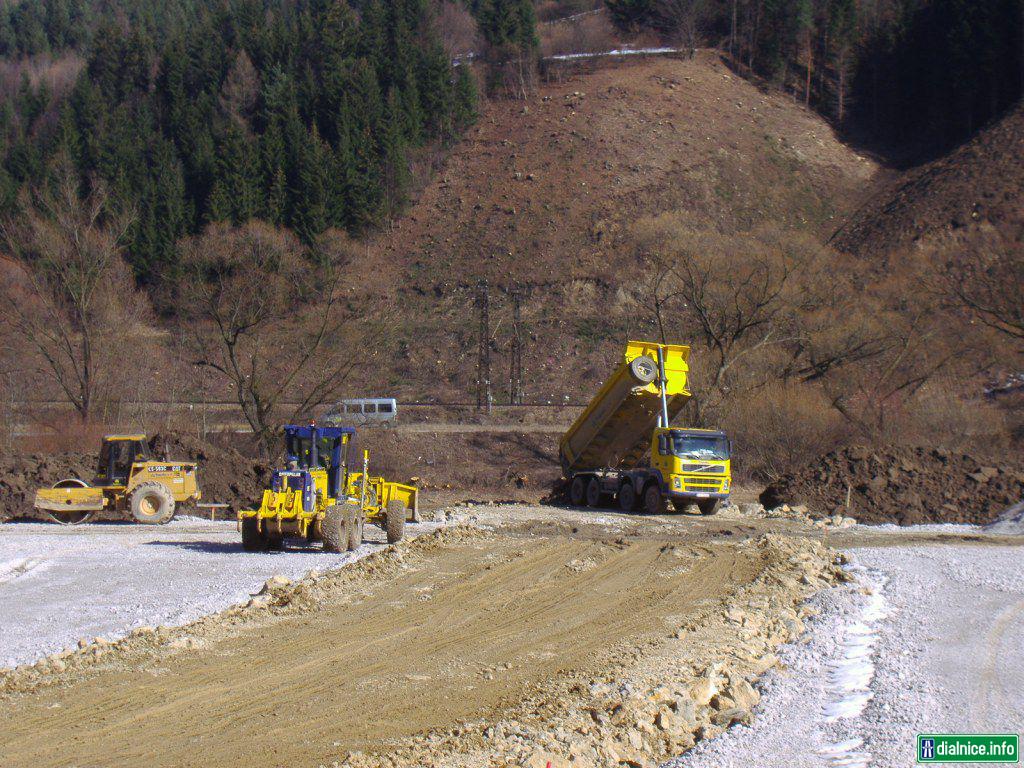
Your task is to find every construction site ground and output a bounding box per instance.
[0,504,1021,768]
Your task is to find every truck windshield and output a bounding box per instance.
[670,434,729,460]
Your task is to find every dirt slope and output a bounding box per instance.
[352,53,876,403]
[0,529,757,768]
[832,101,1024,259]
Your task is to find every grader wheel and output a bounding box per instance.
[129,481,176,524]
[347,508,364,552]
[385,500,406,544]
[322,504,346,553]
[241,516,269,552]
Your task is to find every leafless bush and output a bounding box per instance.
[541,13,618,57]
[722,383,851,481]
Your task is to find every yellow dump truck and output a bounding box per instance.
[559,341,732,515]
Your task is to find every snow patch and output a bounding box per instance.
[820,565,888,766]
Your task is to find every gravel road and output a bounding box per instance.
[0,517,438,668]
[670,541,1024,768]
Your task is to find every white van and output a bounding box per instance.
[324,398,398,427]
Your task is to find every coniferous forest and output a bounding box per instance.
[0,0,478,287]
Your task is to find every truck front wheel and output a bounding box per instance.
[698,499,720,516]
[644,485,668,515]
[569,476,586,506]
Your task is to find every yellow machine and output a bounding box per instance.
[33,434,200,525]
[237,424,418,553]
[559,341,732,515]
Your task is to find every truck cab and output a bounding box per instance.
[651,427,731,513]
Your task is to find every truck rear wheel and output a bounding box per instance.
[569,476,586,506]
[644,484,668,515]
[322,505,345,553]
[241,516,269,552]
[129,481,176,524]
[385,500,406,544]
[618,483,636,511]
[585,478,602,507]
[698,499,720,516]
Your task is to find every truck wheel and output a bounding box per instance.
[241,516,269,552]
[644,484,668,515]
[618,483,636,511]
[585,477,602,507]
[569,476,586,506]
[347,508,364,552]
[385,500,406,544]
[698,499,721,516]
[129,481,176,524]
[322,505,345,553]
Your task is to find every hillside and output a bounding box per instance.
[832,101,1024,260]
[355,52,878,404]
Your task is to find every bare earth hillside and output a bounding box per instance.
[832,102,1024,259]
[354,53,878,404]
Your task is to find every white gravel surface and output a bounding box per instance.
[0,517,440,668]
[667,542,1024,767]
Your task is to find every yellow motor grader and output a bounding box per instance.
[33,434,200,525]
[238,424,418,553]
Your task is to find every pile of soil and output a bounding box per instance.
[760,445,1024,526]
[147,432,272,512]
[0,452,96,521]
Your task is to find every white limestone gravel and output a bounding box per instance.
[667,542,1024,768]
[0,517,440,668]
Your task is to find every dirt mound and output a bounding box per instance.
[760,445,1024,526]
[0,452,96,521]
[832,102,1024,259]
[147,432,271,512]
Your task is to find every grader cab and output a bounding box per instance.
[33,434,200,525]
[238,424,418,553]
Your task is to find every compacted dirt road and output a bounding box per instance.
[0,527,758,768]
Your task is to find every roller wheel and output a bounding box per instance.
[585,477,602,507]
[129,481,176,524]
[644,484,668,516]
[241,516,269,552]
[569,476,586,506]
[385,500,406,544]
[698,499,721,516]
[44,479,95,526]
[322,504,345,553]
[618,483,636,512]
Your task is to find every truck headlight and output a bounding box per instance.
[673,477,681,489]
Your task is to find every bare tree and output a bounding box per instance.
[0,168,141,422]
[654,0,707,54]
[177,222,372,455]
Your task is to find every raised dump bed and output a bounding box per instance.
[559,340,731,516]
